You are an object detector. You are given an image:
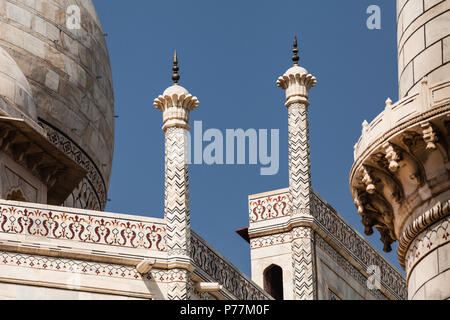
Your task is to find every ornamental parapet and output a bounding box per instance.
[0,200,167,257]
[353,79,449,160]
[190,231,273,300]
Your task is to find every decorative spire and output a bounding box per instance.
[292,36,299,66]
[172,50,180,84]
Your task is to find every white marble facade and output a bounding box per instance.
[0,0,447,301]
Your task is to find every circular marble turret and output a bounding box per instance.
[397,0,450,97]
[351,2,450,300]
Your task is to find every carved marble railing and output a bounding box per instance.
[310,192,407,300]
[0,200,167,252]
[353,80,450,160]
[190,232,273,300]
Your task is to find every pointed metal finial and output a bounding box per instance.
[172,50,180,84]
[292,36,299,66]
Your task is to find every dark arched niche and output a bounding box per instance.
[263,264,283,300]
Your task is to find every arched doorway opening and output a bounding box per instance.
[263,264,283,300]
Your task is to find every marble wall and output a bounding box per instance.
[397,0,450,97]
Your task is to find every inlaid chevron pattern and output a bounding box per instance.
[165,127,191,257]
[291,227,316,300]
[167,269,192,300]
[288,103,311,215]
[165,127,192,300]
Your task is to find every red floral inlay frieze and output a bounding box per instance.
[0,206,166,251]
[249,193,291,222]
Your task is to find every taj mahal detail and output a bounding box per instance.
[0,0,448,301]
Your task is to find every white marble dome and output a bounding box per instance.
[0,46,37,121]
[283,65,308,77]
[163,84,190,96]
[0,0,115,210]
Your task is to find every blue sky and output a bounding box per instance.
[93,0,402,274]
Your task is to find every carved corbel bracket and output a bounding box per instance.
[421,122,438,150]
[420,121,449,164]
[361,210,381,236]
[383,142,402,173]
[376,225,395,253]
[353,189,368,216]
[366,163,404,204]
[399,131,427,187]
[370,152,390,171]
[360,166,377,194]
[136,259,156,275]
[0,130,17,152]
[352,185,396,252]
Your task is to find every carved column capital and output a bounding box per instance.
[154,85,199,132]
[277,72,317,108]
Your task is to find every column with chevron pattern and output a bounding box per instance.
[154,53,199,300]
[277,37,317,300]
[287,102,311,214]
